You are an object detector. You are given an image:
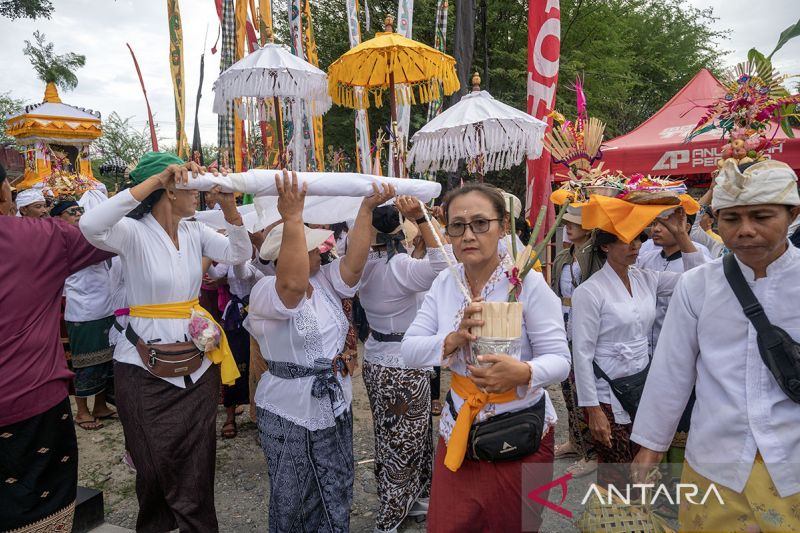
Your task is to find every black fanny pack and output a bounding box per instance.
[724,254,800,403]
[446,393,545,462]
[592,361,651,419]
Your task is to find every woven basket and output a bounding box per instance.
[576,486,676,533]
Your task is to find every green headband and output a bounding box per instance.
[129,152,185,184]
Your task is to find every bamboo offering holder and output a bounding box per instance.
[469,302,524,367]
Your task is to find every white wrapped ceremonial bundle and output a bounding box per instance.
[177,170,441,202]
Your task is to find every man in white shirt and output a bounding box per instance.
[631,159,800,532]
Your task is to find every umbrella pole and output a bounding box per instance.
[273,96,286,168]
[389,72,401,177]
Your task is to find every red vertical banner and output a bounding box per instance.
[525,0,560,238]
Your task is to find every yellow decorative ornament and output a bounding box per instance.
[327,16,460,111]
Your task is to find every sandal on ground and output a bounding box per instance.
[554,442,578,459]
[565,458,598,478]
[221,421,237,439]
[431,400,443,416]
[94,410,117,420]
[235,405,245,415]
[75,417,104,431]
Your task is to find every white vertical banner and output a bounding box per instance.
[389,0,413,176]
[345,0,372,173]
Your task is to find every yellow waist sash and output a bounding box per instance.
[128,298,240,385]
[445,373,518,472]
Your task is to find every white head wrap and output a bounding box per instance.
[15,188,45,211]
[713,159,800,211]
[259,224,333,261]
[503,192,522,218]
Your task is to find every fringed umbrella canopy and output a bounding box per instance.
[408,84,547,173]
[327,24,459,110]
[212,43,331,118]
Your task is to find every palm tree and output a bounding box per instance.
[22,31,85,92]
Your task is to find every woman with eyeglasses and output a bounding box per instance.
[401,182,570,532]
[571,208,704,483]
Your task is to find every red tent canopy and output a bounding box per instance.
[580,69,800,184]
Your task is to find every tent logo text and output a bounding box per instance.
[653,150,690,170]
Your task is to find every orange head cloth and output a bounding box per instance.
[444,373,518,472]
[581,194,700,243]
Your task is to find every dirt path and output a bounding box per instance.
[76,363,576,532]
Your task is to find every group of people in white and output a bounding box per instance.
[5,150,799,533]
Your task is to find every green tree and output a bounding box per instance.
[95,112,152,167]
[0,0,52,19]
[23,30,86,91]
[0,92,26,146]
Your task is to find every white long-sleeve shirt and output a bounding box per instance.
[246,260,357,431]
[632,247,800,497]
[79,188,252,387]
[572,252,705,424]
[400,257,570,443]
[636,247,710,351]
[64,188,114,322]
[359,247,449,368]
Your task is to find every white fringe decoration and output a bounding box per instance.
[212,44,331,118]
[407,91,547,173]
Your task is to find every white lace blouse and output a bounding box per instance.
[401,255,571,443]
[246,260,357,431]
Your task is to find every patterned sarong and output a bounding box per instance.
[257,407,354,533]
[362,361,433,532]
[0,398,77,532]
[66,316,115,397]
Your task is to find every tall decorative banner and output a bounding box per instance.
[389,0,414,176]
[258,0,273,42]
[234,0,248,172]
[192,52,205,165]
[345,0,372,173]
[525,0,560,238]
[425,0,448,125]
[257,0,282,167]
[126,43,159,151]
[304,0,325,170]
[217,0,236,166]
[167,0,190,158]
[287,0,315,170]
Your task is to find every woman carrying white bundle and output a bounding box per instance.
[246,170,395,533]
[79,152,251,531]
[400,182,570,532]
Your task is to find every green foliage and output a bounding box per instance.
[0,92,25,146]
[769,17,800,59]
[0,0,52,19]
[95,112,152,167]
[23,30,86,91]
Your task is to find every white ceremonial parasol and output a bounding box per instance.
[212,43,332,168]
[407,73,547,175]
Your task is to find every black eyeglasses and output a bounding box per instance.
[445,218,502,237]
[65,207,84,216]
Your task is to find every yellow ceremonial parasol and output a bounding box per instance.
[327,15,459,176]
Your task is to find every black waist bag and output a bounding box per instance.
[592,361,651,419]
[446,393,546,462]
[724,254,800,403]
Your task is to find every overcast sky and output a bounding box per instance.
[1,0,798,149]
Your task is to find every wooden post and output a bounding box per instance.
[273,95,286,168]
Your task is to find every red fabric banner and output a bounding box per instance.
[525,0,560,238]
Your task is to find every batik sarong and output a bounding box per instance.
[362,361,433,532]
[560,367,597,460]
[115,361,221,532]
[0,398,77,532]
[257,407,354,533]
[66,316,114,397]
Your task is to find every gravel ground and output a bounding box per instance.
[76,358,580,532]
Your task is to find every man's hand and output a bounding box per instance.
[586,406,613,448]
